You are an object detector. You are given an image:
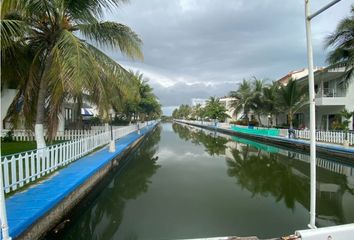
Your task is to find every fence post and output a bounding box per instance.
[0,162,12,240]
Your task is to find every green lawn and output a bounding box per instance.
[1,141,66,156]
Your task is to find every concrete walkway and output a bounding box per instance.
[3,124,156,240]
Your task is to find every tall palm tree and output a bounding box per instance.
[230,77,264,124]
[325,6,354,83]
[262,81,280,126]
[277,79,307,128]
[251,78,265,125]
[1,0,143,148]
[204,96,229,121]
[230,79,253,123]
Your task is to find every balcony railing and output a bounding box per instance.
[316,88,346,98]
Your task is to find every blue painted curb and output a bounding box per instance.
[3,124,156,240]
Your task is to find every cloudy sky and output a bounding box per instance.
[102,0,352,115]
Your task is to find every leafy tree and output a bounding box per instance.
[1,0,143,148]
[325,6,354,84]
[204,97,229,121]
[230,80,253,123]
[230,77,265,124]
[262,81,281,126]
[128,71,161,121]
[339,108,354,134]
[277,79,307,128]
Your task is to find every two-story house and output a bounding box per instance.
[279,64,354,130]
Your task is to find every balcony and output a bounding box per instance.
[315,88,347,106]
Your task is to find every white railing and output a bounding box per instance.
[295,130,354,145]
[0,121,156,193]
[1,129,105,141]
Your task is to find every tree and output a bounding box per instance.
[230,77,265,125]
[128,71,161,121]
[262,81,281,126]
[1,0,143,149]
[277,79,307,128]
[204,97,229,121]
[230,79,253,123]
[325,6,354,84]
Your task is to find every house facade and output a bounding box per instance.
[1,87,98,131]
[278,65,354,130]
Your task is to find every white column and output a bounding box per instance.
[305,0,317,229]
[0,164,11,240]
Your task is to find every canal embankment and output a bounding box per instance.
[175,120,354,162]
[3,123,158,240]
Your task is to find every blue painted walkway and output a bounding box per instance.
[3,124,156,239]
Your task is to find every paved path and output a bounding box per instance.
[3,124,155,239]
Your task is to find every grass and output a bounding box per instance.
[1,141,66,156]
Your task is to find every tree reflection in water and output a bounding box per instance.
[55,127,162,240]
[172,123,227,156]
[173,123,354,227]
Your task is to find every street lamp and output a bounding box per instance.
[304,0,342,229]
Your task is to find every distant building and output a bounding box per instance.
[191,98,207,107]
[219,97,239,122]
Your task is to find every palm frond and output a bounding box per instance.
[76,21,143,60]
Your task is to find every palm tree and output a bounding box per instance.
[204,97,229,121]
[230,79,253,123]
[262,81,280,126]
[250,78,265,125]
[230,77,265,125]
[325,6,354,83]
[1,0,143,148]
[277,79,307,128]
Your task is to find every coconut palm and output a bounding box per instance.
[325,6,354,83]
[204,97,229,121]
[230,79,253,123]
[262,81,280,126]
[230,77,265,124]
[1,0,143,148]
[277,79,307,128]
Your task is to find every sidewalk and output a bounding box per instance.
[3,124,156,240]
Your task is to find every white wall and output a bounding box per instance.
[1,88,18,130]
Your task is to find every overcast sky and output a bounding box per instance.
[102,0,352,115]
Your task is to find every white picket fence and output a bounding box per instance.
[0,121,155,193]
[176,119,354,145]
[295,130,354,145]
[1,129,107,141]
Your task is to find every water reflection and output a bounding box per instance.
[172,123,354,227]
[172,123,227,156]
[57,127,162,240]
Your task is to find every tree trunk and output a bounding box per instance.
[35,73,49,149]
[35,50,53,149]
[288,111,293,129]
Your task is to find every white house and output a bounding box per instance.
[1,87,98,132]
[219,97,239,122]
[278,64,354,130]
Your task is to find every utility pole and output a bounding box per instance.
[304,0,342,229]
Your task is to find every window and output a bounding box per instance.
[65,108,72,122]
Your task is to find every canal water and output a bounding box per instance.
[51,123,354,240]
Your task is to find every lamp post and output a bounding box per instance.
[109,114,115,152]
[304,0,342,229]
